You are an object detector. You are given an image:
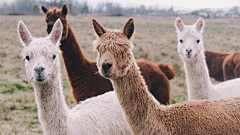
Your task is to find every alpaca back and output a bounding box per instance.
[161,96,240,134]
[212,78,240,99]
[68,91,133,135]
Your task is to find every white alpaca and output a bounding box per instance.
[17,19,132,135]
[175,17,240,100]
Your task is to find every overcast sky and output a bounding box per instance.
[131,0,240,9]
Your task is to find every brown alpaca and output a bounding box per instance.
[95,18,240,135]
[205,50,229,81]
[41,5,175,105]
[205,50,240,81]
[222,51,240,80]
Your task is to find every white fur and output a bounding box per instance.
[18,19,132,135]
[175,17,240,100]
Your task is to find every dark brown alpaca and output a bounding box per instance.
[205,50,240,81]
[205,50,229,81]
[41,5,175,105]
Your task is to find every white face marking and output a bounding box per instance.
[175,18,205,61]
[25,52,57,84]
[18,19,63,84]
[177,29,202,60]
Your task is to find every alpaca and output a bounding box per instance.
[222,51,240,80]
[205,50,229,81]
[18,19,132,135]
[94,17,240,135]
[175,17,240,100]
[205,50,240,81]
[41,5,175,105]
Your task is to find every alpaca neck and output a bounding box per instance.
[183,51,213,100]
[111,59,162,133]
[60,24,91,87]
[33,71,69,132]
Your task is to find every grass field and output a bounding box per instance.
[1,15,240,134]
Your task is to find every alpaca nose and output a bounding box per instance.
[102,63,112,71]
[186,49,192,55]
[47,24,53,34]
[35,66,45,74]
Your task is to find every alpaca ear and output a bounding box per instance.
[123,18,134,39]
[62,5,68,15]
[17,20,33,47]
[195,17,205,33]
[48,19,63,45]
[41,6,48,13]
[92,19,107,38]
[175,17,184,33]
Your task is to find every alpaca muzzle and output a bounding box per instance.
[186,49,192,58]
[34,66,46,82]
[101,62,113,78]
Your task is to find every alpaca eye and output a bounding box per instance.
[26,56,30,61]
[53,54,56,59]
[180,39,183,43]
[98,48,101,54]
[197,40,200,43]
[46,20,49,23]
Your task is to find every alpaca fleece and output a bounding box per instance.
[175,17,240,100]
[205,50,240,81]
[205,50,229,81]
[95,18,240,135]
[18,19,132,135]
[42,5,175,105]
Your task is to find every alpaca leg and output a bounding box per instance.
[223,56,235,80]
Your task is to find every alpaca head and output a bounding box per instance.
[92,18,135,79]
[175,17,205,61]
[18,19,62,84]
[41,5,68,40]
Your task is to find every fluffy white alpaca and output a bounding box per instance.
[17,19,132,135]
[175,17,240,100]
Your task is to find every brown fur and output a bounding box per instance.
[96,18,240,135]
[205,49,240,81]
[205,50,229,81]
[157,63,175,80]
[222,52,240,80]
[41,5,175,105]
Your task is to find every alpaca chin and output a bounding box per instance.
[101,71,113,78]
[34,78,47,84]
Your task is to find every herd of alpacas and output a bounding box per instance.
[15,4,240,135]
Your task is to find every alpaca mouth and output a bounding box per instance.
[35,76,47,83]
[102,72,113,78]
[186,54,192,58]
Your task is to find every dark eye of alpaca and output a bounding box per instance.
[180,39,183,43]
[26,56,30,61]
[197,40,200,43]
[98,48,101,54]
[53,54,56,59]
[46,20,49,23]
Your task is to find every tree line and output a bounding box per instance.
[0,0,173,16]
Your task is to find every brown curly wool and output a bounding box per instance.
[95,17,240,135]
